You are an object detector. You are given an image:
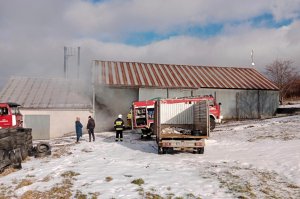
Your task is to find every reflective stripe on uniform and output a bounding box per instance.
[115,121,123,125]
[116,128,123,130]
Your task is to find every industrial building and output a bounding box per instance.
[93,60,279,121]
[0,77,92,139]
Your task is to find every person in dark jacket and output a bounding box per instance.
[75,117,83,143]
[87,116,95,142]
[114,114,125,142]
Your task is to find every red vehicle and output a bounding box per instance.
[0,102,23,129]
[130,95,222,138]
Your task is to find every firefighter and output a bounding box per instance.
[114,114,125,142]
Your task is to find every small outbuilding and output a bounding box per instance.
[0,77,92,139]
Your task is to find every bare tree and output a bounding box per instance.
[264,59,299,104]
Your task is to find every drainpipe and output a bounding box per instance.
[92,61,96,120]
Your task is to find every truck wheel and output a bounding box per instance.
[164,147,173,154]
[210,117,216,130]
[197,147,204,154]
[162,148,167,154]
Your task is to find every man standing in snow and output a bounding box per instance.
[87,116,95,142]
[114,114,125,142]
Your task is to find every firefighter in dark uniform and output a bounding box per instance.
[114,114,125,142]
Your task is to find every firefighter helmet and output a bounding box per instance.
[118,114,122,119]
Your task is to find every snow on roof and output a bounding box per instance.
[0,76,92,109]
[94,60,279,90]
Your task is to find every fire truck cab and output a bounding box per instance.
[0,102,23,129]
[130,95,222,138]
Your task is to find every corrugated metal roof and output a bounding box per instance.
[0,77,92,109]
[94,61,278,90]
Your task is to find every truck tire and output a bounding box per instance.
[197,147,204,154]
[36,142,51,153]
[163,147,173,154]
[210,117,216,130]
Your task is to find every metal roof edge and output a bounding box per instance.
[93,60,255,70]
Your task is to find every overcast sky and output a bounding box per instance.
[1,0,300,88]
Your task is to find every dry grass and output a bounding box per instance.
[15,179,33,190]
[145,191,164,199]
[20,173,74,199]
[136,187,144,196]
[88,192,100,199]
[75,190,87,199]
[20,184,72,199]
[0,167,18,177]
[18,169,80,199]
[131,178,145,186]
[61,170,80,178]
[105,176,113,182]
[203,162,300,199]
[287,184,300,189]
[41,175,52,182]
[1,168,81,198]
[0,183,15,199]
[51,145,73,159]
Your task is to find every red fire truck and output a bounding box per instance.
[130,95,222,138]
[0,102,23,129]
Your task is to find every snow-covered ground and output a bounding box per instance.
[1,115,300,198]
[279,100,300,108]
